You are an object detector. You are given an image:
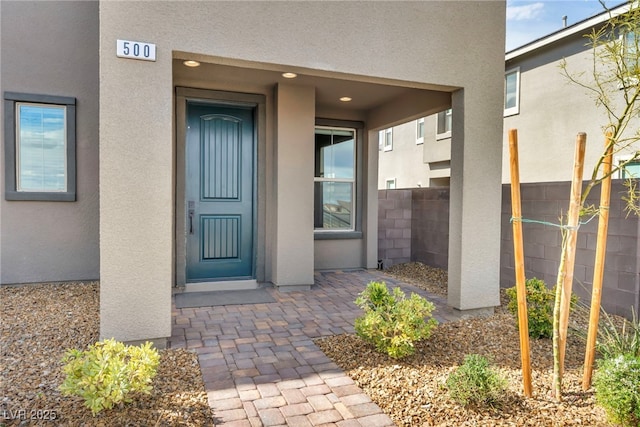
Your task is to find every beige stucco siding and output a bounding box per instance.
[503,31,640,183]
[378,121,430,189]
[273,84,315,286]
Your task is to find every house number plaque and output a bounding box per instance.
[116,39,156,62]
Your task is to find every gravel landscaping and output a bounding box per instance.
[317,263,611,426]
[1,265,615,426]
[0,283,214,426]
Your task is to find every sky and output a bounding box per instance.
[506,0,624,51]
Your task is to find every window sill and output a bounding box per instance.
[5,190,76,201]
[314,231,363,240]
[436,132,451,141]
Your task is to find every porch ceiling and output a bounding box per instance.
[172,58,453,115]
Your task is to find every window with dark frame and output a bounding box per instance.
[314,125,356,231]
[4,92,76,201]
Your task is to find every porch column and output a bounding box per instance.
[99,4,173,345]
[272,84,315,289]
[447,89,502,312]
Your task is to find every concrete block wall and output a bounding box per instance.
[377,189,412,268]
[378,182,640,319]
[411,188,450,270]
[501,181,640,319]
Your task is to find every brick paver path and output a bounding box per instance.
[171,269,465,426]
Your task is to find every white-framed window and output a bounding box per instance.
[385,178,396,189]
[616,155,640,178]
[621,30,640,86]
[379,127,393,151]
[416,118,425,144]
[314,126,356,231]
[436,109,452,139]
[504,67,520,116]
[4,92,76,201]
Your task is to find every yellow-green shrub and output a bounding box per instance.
[59,338,160,415]
[506,277,577,339]
[354,281,437,359]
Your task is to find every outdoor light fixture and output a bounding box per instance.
[183,60,201,67]
[339,97,352,102]
[282,72,297,79]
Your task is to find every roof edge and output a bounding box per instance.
[506,1,630,61]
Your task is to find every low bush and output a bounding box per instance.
[596,307,640,360]
[354,281,437,359]
[506,277,577,339]
[59,338,160,415]
[446,354,507,407]
[593,354,640,427]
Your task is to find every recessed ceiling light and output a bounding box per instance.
[282,72,297,79]
[183,60,201,67]
[339,97,352,102]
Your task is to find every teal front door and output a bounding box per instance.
[185,102,255,281]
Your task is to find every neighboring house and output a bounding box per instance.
[377,2,640,317]
[1,1,506,345]
[378,2,640,189]
[378,110,452,189]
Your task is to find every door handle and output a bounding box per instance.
[188,201,195,235]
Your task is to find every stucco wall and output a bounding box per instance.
[377,121,429,189]
[503,30,640,183]
[98,0,505,341]
[0,1,100,284]
[273,84,315,286]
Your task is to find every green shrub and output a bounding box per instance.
[596,307,640,360]
[354,281,437,359]
[59,338,160,415]
[506,277,577,339]
[593,354,640,427]
[446,354,507,407]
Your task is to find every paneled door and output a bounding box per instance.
[185,102,255,281]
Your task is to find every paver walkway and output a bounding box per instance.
[170,269,466,426]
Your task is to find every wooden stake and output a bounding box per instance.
[508,129,533,397]
[558,133,587,376]
[582,133,613,390]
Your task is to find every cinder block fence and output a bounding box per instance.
[378,182,640,319]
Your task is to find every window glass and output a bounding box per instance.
[17,103,67,192]
[386,179,396,189]
[381,128,392,151]
[437,109,452,136]
[314,181,353,229]
[625,31,638,70]
[416,118,425,144]
[504,68,520,115]
[314,128,354,179]
[314,126,356,231]
[621,160,640,178]
[4,92,76,201]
